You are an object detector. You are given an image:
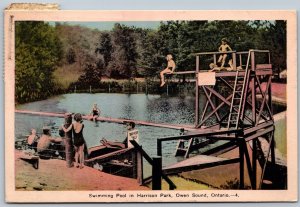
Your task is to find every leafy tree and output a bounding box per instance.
[71,64,101,89]
[66,47,76,64]
[95,32,113,67]
[107,23,138,78]
[15,21,63,103]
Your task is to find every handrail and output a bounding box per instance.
[195,50,270,56]
[129,140,176,190]
[194,50,237,55]
[158,128,240,142]
[157,128,242,157]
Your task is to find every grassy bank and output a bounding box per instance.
[274,112,287,157]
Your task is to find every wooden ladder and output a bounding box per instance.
[227,51,251,129]
[175,138,193,158]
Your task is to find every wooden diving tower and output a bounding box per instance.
[159,49,276,189]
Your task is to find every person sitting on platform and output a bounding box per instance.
[90,103,101,122]
[160,54,176,87]
[27,128,38,151]
[218,38,232,69]
[100,122,136,149]
[37,126,62,159]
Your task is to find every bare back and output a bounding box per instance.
[73,122,83,133]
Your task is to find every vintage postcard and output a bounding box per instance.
[4,4,297,202]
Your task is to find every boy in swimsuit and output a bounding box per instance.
[160,54,176,87]
[218,38,232,68]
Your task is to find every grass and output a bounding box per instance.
[147,175,213,190]
[53,64,83,90]
[274,117,287,157]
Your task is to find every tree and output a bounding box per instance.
[73,64,102,89]
[15,21,63,103]
[95,32,113,67]
[107,23,138,78]
[66,47,76,64]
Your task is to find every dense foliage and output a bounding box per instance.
[15,20,286,103]
[15,21,63,103]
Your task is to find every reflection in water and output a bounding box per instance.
[15,93,193,167]
[15,93,286,169]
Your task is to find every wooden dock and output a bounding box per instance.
[15,109,196,131]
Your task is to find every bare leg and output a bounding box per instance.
[74,146,79,167]
[160,68,172,87]
[79,144,85,168]
[218,55,223,63]
[160,71,165,86]
[220,54,227,68]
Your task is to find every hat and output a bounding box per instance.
[74,113,83,122]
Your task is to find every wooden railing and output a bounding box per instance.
[129,140,176,190]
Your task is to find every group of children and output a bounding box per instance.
[159,38,235,86]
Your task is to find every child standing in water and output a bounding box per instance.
[218,38,232,68]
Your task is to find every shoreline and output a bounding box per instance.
[15,150,149,191]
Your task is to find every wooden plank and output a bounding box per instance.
[163,155,239,175]
[244,126,274,142]
[256,64,272,69]
[158,128,240,142]
[15,109,196,131]
[173,71,196,75]
[195,51,237,55]
[243,120,274,136]
[85,148,131,163]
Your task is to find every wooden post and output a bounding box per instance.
[232,52,237,70]
[109,84,111,93]
[167,83,169,96]
[157,140,162,156]
[270,132,276,170]
[239,139,245,189]
[251,51,256,125]
[89,85,92,93]
[239,54,242,67]
[137,149,143,185]
[213,54,217,64]
[146,82,148,95]
[152,156,162,190]
[74,86,76,93]
[136,82,138,93]
[195,55,200,127]
[252,138,257,189]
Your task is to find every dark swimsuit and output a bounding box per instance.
[73,124,85,147]
[92,109,99,116]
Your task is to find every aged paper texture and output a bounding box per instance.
[4,6,297,202]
